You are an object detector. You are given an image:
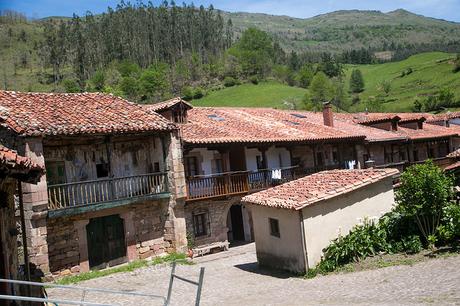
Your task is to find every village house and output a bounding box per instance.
[0,91,187,278]
[149,99,460,255]
[0,145,44,301]
[242,168,399,273]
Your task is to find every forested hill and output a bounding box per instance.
[1,4,460,105]
[224,9,460,57]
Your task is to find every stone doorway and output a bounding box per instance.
[86,214,127,269]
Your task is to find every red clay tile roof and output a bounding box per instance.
[144,97,193,112]
[0,145,44,183]
[182,107,366,144]
[0,91,176,137]
[447,148,460,158]
[444,160,460,171]
[395,124,458,140]
[351,113,401,124]
[242,168,399,210]
[295,112,407,142]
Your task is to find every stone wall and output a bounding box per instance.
[47,199,169,277]
[185,196,253,247]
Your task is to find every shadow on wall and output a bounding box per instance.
[233,262,294,279]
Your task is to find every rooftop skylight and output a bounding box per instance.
[208,114,225,121]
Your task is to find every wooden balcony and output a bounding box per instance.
[375,157,453,172]
[186,166,299,201]
[47,173,168,212]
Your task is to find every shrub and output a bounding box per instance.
[319,219,390,272]
[249,75,259,85]
[62,79,81,93]
[437,203,460,243]
[223,76,237,87]
[193,87,205,99]
[400,235,423,254]
[182,86,194,100]
[395,161,454,247]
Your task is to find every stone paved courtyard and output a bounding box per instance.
[48,243,460,305]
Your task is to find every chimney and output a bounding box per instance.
[323,102,334,127]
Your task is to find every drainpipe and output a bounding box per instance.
[299,209,309,273]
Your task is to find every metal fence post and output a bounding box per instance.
[195,267,205,306]
[165,262,176,305]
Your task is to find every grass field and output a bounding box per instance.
[194,52,460,112]
[192,81,308,109]
[344,52,460,112]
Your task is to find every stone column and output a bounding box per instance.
[20,137,50,275]
[163,131,187,253]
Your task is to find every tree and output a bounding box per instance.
[303,72,333,110]
[349,69,364,93]
[395,161,454,248]
[139,63,170,101]
[296,64,314,88]
[453,53,460,73]
[62,79,81,93]
[317,53,342,78]
[228,27,274,77]
[90,70,105,91]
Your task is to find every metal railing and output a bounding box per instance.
[0,262,204,306]
[186,166,299,201]
[48,172,168,210]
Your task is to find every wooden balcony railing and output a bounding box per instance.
[186,166,299,201]
[375,157,453,172]
[48,173,168,210]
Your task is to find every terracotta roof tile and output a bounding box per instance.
[0,91,176,136]
[242,168,398,210]
[144,97,193,112]
[395,124,458,140]
[182,107,366,144]
[0,145,44,182]
[445,160,460,171]
[448,148,460,158]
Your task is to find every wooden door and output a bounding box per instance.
[86,215,126,269]
[230,205,245,241]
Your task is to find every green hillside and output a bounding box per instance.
[225,9,460,53]
[345,52,460,112]
[192,82,307,109]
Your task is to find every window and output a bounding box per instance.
[193,212,208,237]
[96,163,109,178]
[185,156,198,177]
[213,158,224,173]
[256,155,264,170]
[269,218,280,238]
[46,161,66,185]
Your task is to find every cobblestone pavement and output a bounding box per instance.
[48,243,460,306]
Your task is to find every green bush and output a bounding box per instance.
[249,75,259,85]
[223,76,237,87]
[400,235,423,254]
[437,203,460,243]
[182,86,194,100]
[193,87,205,99]
[319,219,390,272]
[395,160,454,247]
[62,79,81,93]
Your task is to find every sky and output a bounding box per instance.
[1,0,460,22]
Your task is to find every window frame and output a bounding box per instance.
[269,217,280,238]
[193,212,209,238]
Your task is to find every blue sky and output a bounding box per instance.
[2,0,460,21]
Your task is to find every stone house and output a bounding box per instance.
[148,99,460,255]
[0,145,44,301]
[0,91,187,278]
[242,168,398,273]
